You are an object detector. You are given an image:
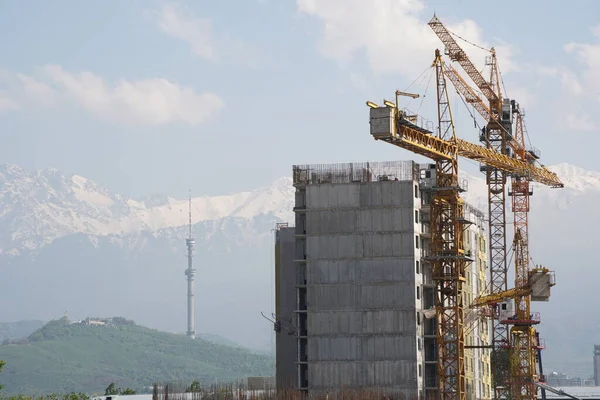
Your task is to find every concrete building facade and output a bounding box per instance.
[461,203,491,400]
[275,224,297,390]
[274,160,491,398]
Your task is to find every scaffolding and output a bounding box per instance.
[292,161,420,186]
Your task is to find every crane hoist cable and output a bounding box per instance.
[417,68,435,114]
[404,64,435,93]
[446,27,492,53]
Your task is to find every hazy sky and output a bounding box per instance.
[0,0,598,199]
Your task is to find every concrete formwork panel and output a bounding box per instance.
[309,260,356,284]
[307,233,416,259]
[357,208,406,232]
[355,258,415,282]
[361,310,416,334]
[308,361,418,391]
[356,232,416,257]
[360,336,416,361]
[308,284,358,310]
[307,209,358,234]
[308,310,417,336]
[357,283,415,309]
[308,336,361,360]
[357,181,416,208]
[307,335,416,361]
[306,234,358,259]
[306,184,361,209]
[308,258,415,285]
[306,207,414,235]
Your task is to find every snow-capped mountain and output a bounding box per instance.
[0,163,295,256]
[0,162,599,376]
[3,162,598,256]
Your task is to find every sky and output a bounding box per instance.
[0,0,599,199]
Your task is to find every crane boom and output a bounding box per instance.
[427,17,549,399]
[444,63,492,122]
[430,51,467,400]
[444,63,539,165]
[428,15,498,103]
[470,287,529,308]
[369,109,563,187]
[368,39,563,399]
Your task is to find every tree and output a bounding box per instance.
[186,381,201,393]
[0,360,5,391]
[105,383,135,396]
[104,383,119,396]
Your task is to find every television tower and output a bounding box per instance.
[185,190,196,339]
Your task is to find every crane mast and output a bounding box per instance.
[368,15,564,397]
[431,50,467,400]
[508,108,537,400]
[428,16,510,399]
[367,52,562,400]
[426,16,562,400]
[509,229,538,400]
[485,52,512,400]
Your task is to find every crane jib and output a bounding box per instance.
[368,106,563,188]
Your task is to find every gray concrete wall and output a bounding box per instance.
[304,181,421,397]
[275,227,297,390]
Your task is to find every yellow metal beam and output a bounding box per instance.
[371,113,564,188]
[470,288,530,308]
[396,90,420,99]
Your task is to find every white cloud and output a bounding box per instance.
[4,65,224,126]
[16,73,57,107]
[151,3,261,67]
[297,0,517,79]
[0,92,19,112]
[545,25,600,132]
[508,86,537,110]
[155,3,216,60]
[539,66,584,97]
[565,111,597,132]
[565,29,600,95]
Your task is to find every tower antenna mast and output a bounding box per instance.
[185,189,196,339]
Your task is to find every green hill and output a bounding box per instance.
[0,320,45,342]
[0,317,274,395]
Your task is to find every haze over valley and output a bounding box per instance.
[0,162,598,377]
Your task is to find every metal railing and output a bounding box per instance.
[293,161,420,185]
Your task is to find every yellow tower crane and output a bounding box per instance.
[470,229,556,400]
[468,103,557,400]
[428,17,511,398]
[427,15,563,400]
[367,50,562,400]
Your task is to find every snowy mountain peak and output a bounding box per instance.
[546,163,600,192]
[0,162,598,255]
[0,166,296,254]
[549,163,591,176]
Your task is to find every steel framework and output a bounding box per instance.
[431,50,468,400]
[427,16,532,399]
[367,50,562,400]
[508,229,538,400]
[508,109,536,400]
[485,52,511,399]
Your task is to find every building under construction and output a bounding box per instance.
[274,160,491,399]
